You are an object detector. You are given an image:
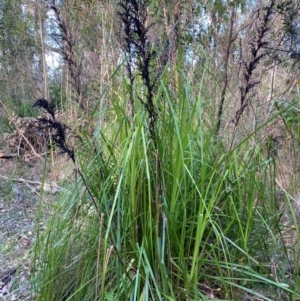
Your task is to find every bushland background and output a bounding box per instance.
[1,0,300,300]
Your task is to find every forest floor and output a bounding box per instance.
[0,158,62,301]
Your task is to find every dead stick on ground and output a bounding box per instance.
[0,174,61,189]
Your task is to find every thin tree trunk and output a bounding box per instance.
[216,6,235,135]
[36,0,49,99]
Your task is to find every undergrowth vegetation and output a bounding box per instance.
[31,69,300,300]
[1,1,300,300]
[24,1,300,300]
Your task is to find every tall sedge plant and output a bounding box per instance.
[32,70,298,300]
[31,2,298,300]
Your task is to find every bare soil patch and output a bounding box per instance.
[0,158,61,300]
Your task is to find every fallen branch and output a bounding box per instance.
[0,175,61,194]
[0,153,18,159]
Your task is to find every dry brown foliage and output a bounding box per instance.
[3,115,51,161]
